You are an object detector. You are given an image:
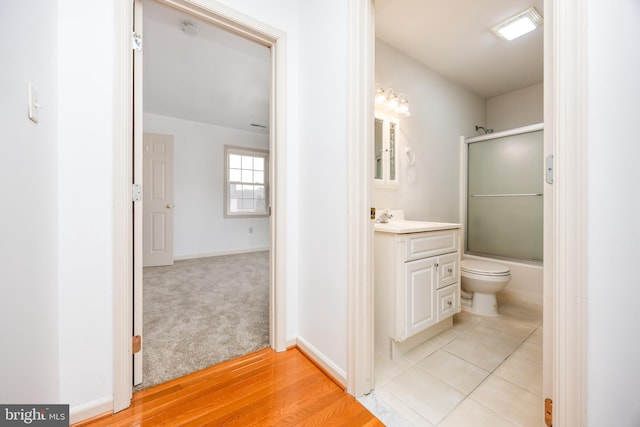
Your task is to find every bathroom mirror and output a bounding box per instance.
[374,113,399,186]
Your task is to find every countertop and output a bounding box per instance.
[374,220,461,234]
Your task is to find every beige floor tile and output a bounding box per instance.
[417,350,490,394]
[443,330,520,372]
[471,375,543,426]
[426,328,461,348]
[438,399,517,427]
[510,341,543,367]
[374,351,412,387]
[499,302,543,326]
[473,317,537,343]
[451,312,482,334]
[384,366,465,425]
[403,340,439,364]
[370,301,544,427]
[494,341,543,396]
[527,326,543,346]
[374,387,435,427]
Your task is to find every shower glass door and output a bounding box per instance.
[467,130,543,261]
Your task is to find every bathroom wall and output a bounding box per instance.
[486,82,543,131]
[144,113,270,259]
[375,40,485,223]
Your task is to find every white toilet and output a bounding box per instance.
[460,259,511,316]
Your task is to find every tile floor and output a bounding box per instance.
[359,301,544,426]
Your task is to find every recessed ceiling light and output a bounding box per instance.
[492,7,543,41]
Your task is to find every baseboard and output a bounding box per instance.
[285,337,297,349]
[296,337,347,390]
[70,396,113,425]
[173,247,269,261]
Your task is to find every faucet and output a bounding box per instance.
[376,209,394,223]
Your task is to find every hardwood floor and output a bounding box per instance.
[76,348,382,427]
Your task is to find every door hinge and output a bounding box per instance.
[132,183,142,202]
[132,335,142,354]
[545,154,554,185]
[545,398,553,427]
[132,32,142,51]
[370,207,376,220]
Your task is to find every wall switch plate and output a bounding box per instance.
[28,82,40,123]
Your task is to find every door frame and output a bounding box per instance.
[113,0,288,412]
[348,0,587,424]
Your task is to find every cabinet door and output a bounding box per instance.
[437,284,460,321]
[437,252,459,289]
[403,257,437,339]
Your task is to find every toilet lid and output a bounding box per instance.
[461,259,510,276]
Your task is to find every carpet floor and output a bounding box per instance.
[136,251,270,390]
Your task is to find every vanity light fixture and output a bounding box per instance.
[375,84,410,116]
[492,7,543,41]
[374,84,387,104]
[386,89,399,110]
[396,94,410,116]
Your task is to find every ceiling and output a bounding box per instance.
[143,1,271,133]
[143,0,543,133]
[375,0,544,99]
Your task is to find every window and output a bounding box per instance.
[224,145,269,217]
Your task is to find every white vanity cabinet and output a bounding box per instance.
[375,225,461,359]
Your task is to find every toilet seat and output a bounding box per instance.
[461,260,510,277]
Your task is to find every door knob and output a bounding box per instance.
[166,204,174,209]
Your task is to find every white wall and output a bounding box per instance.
[486,83,543,132]
[0,0,60,403]
[375,40,485,223]
[57,0,114,410]
[586,0,640,424]
[144,113,269,258]
[295,0,350,377]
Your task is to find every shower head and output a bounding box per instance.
[475,125,494,134]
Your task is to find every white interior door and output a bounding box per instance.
[133,0,144,387]
[143,133,175,267]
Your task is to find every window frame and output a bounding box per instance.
[224,145,269,218]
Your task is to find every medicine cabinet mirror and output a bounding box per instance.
[374,113,399,187]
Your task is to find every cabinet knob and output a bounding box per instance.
[435,263,439,268]
[448,268,453,273]
[447,301,453,306]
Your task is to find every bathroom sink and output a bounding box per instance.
[374,220,460,234]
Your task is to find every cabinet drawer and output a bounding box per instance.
[437,284,460,321]
[437,253,459,289]
[405,230,458,262]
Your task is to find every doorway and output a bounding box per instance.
[114,0,289,411]
[360,1,550,424]
[133,0,273,389]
